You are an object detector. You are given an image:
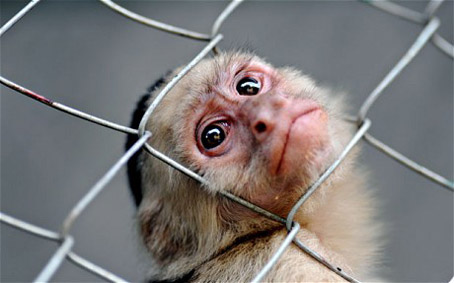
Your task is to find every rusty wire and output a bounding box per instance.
[1,0,453,282]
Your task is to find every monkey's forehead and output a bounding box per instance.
[186,52,273,84]
[208,51,269,71]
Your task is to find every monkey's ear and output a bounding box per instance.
[126,75,168,207]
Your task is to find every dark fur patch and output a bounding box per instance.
[126,76,167,206]
[148,270,195,283]
[212,227,279,261]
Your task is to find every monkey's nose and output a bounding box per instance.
[242,93,288,141]
[251,118,274,141]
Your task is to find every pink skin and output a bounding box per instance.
[242,96,329,216]
[239,93,328,177]
[277,105,329,176]
[192,64,329,176]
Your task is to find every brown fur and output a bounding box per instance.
[131,52,382,281]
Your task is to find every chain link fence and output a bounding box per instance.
[1,0,453,282]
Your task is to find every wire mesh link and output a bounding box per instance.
[1,0,453,282]
[3,129,153,282]
[356,17,440,123]
[61,132,152,236]
[34,236,75,282]
[0,212,127,282]
[363,0,454,58]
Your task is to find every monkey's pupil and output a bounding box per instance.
[236,77,260,95]
[202,125,225,149]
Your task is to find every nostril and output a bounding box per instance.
[255,122,267,133]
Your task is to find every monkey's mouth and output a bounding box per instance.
[273,107,328,176]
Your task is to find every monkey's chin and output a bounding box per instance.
[275,108,330,177]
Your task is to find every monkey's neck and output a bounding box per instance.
[144,169,377,281]
[142,190,281,281]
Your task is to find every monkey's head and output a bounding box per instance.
[127,52,357,275]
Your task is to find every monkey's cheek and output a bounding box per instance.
[278,110,330,176]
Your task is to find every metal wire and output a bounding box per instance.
[364,133,454,191]
[362,0,426,23]
[0,212,60,241]
[357,18,440,123]
[362,0,454,59]
[67,253,127,283]
[99,0,211,41]
[286,119,372,231]
[0,212,127,282]
[1,0,453,282]
[34,236,75,282]
[0,76,138,135]
[211,0,244,54]
[211,0,244,37]
[432,33,454,58]
[292,238,360,283]
[424,0,445,18]
[61,132,152,236]
[144,143,286,224]
[251,222,300,283]
[137,34,224,137]
[0,0,41,36]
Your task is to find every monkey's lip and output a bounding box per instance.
[273,106,325,176]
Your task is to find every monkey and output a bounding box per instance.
[126,52,382,282]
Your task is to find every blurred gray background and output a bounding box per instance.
[1,1,453,282]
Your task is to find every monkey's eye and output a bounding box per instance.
[236,77,261,96]
[201,124,226,149]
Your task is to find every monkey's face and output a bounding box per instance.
[149,52,351,216]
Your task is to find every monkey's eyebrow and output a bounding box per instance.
[233,60,255,76]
